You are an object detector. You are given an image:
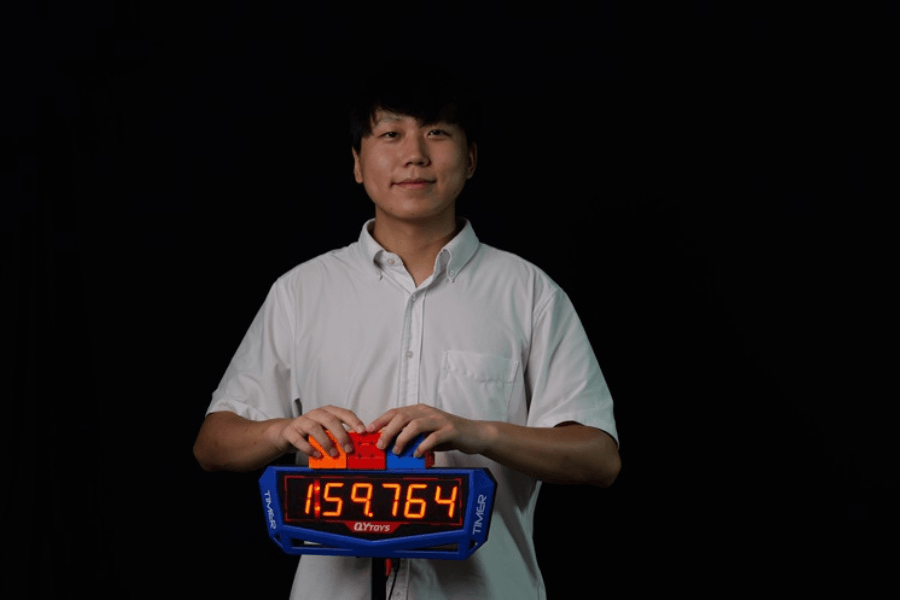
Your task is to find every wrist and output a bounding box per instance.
[476,420,501,456]
[264,418,292,453]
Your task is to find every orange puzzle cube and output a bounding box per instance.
[307,431,347,469]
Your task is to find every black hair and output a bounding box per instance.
[349,59,481,154]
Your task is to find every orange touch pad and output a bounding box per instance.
[308,431,347,469]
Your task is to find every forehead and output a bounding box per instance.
[370,110,453,128]
[371,110,407,125]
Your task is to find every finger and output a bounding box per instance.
[282,425,323,458]
[323,425,355,455]
[389,421,423,455]
[322,406,367,434]
[365,409,407,450]
[376,413,411,451]
[307,427,344,458]
[308,410,356,454]
[411,431,440,457]
[366,408,399,434]
[391,415,444,456]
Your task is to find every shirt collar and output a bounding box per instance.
[439,219,479,282]
[358,218,480,283]
[358,219,384,278]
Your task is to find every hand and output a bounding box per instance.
[367,404,493,458]
[270,405,366,459]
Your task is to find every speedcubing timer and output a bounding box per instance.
[259,432,497,560]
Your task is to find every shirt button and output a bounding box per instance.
[387,258,395,265]
[406,351,414,359]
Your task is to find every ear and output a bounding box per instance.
[466,143,478,179]
[352,148,364,184]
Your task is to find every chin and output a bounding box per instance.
[378,201,456,223]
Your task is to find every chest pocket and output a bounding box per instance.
[437,350,520,422]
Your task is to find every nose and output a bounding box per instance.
[402,133,431,166]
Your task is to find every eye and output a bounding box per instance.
[427,128,450,137]
[381,131,400,139]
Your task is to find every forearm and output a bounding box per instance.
[193,411,293,472]
[479,422,621,487]
[371,405,621,486]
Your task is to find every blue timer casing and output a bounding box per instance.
[258,433,497,560]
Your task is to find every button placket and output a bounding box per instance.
[403,290,424,407]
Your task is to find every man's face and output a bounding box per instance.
[352,110,477,226]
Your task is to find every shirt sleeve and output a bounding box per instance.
[525,287,619,446]
[207,281,296,421]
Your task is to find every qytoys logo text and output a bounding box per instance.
[351,521,399,534]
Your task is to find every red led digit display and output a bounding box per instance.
[280,472,465,537]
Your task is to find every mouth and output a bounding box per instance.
[394,178,435,189]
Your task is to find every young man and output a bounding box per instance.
[193,61,620,600]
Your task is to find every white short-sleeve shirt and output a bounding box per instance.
[208,220,618,600]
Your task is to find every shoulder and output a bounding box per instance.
[273,241,368,288]
[473,242,564,304]
[478,243,555,276]
[260,241,370,316]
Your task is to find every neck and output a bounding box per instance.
[371,212,461,286]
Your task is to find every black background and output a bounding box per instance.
[4,2,894,598]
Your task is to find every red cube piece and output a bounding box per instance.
[346,431,386,470]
